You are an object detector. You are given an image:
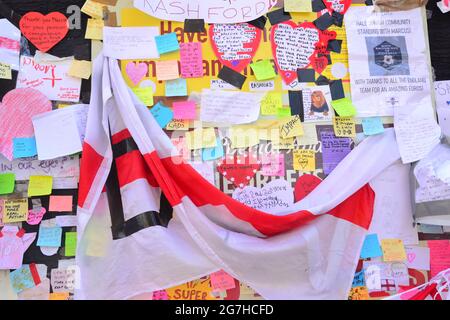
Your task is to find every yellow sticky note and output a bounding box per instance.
[0,62,12,80]
[68,60,92,79]
[58,104,70,109]
[132,87,154,106]
[3,199,28,223]
[185,128,217,150]
[230,126,260,149]
[28,176,53,197]
[381,239,407,262]
[331,98,357,117]
[155,60,180,81]
[279,115,304,139]
[81,0,105,19]
[166,119,189,131]
[285,0,313,12]
[333,117,356,137]
[85,19,104,40]
[250,60,276,81]
[261,92,283,115]
[297,123,319,146]
[348,287,370,300]
[272,136,295,150]
[49,292,70,300]
[293,149,316,171]
[276,107,291,119]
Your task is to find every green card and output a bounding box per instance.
[331,98,357,117]
[65,232,77,257]
[250,60,277,81]
[0,173,15,195]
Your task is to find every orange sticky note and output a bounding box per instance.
[49,195,73,212]
[381,239,407,262]
[49,292,70,300]
[155,60,179,81]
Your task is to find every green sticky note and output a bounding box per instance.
[28,175,53,197]
[0,173,15,195]
[250,60,276,81]
[65,232,77,257]
[132,87,154,106]
[331,98,357,117]
[277,107,291,118]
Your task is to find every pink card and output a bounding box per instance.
[428,240,450,277]
[173,101,196,120]
[261,153,285,176]
[152,290,168,300]
[180,42,203,78]
[210,270,235,292]
[49,195,73,212]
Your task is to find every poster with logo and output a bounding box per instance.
[344,7,433,117]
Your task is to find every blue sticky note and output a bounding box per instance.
[155,32,180,55]
[362,117,384,136]
[10,265,36,293]
[37,226,62,247]
[352,271,365,288]
[165,78,188,97]
[13,137,37,159]
[150,102,174,128]
[360,234,383,259]
[202,138,224,161]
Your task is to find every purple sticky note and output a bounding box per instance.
[320,130,352,175]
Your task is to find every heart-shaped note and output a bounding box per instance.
[217,153,261,188]
[0,88,52,160]
[19,12,69,53]
[27,207,46,225]
[309,55,329,74]
[232,179,294,214]
[271,21,320,84]
[294,174,322,202]
[210,23,262,73]
[323,0,352,14]
[126,62,148,86]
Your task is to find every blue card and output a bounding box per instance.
[13,137,37,159]
[37,226,63,247]
[362,117,384,136]
[352,270,365,288]
[360,234,383,259]
[155,32,180,55]
[165,78,188,97]
[150,102,174,128]
[202,138,224,161]
[10,265,37,293]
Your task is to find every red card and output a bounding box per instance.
[217,153,261,188]
[294,174,322,202]
[19,12,69,53]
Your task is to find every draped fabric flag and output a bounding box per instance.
[76,53,402,300]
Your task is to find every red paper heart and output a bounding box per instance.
[294,174,322,202]
[217,154,261,188]
[323,0,352,14]
[309,55,329,74]
[20,12,69,53]
[271,21,321,85]
[209,23,262,73]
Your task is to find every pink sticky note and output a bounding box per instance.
[261,153,285,176]
[180,42,203,78]
[210,270,236,292]
[173,101,196,120]
[152,290,168,300]
[27,207,46,225]
[49,195,73,212]
[428,240,450,277]
[0,88,52,160]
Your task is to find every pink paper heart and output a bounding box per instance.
[0,88,52,160]
[27,207,46,225]
[126,62,148,86]
[407,253,416,263]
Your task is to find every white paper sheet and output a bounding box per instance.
[103,27,160,60]
[0,19,21,70]
[394,104,441,164]
[16,53,82,102]
[200,89,263,124]
[345,7,433,117]
[32,108,83,160]
[405,246,430,270]
[434,80,450,138]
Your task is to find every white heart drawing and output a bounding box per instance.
[232,179,294,214]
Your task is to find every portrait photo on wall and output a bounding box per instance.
[303,85,334,122]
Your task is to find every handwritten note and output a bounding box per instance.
[27,207,46,225]
[381,239,407,262]
[0,173,14,195]
[333,116,356,137]
[360,234,383,259]
[28,175,53,197]
[81,0,105,18]
[68,60,91,80]
[13,137,37,159]
[320,130,352,175]
[132,87,154,106]
[261,92,283,116]
[428,240,450,277]
[37,226,62,247]
[261,153,285,177]
[293,149,316,171]
[3,199,28,223]
[64,232,77,257]
[156,60,179,81]
[0,62,12,79]
[165,78,187,97]
[103,27,160,59]
[166,119,189,131]
[364,264,382,291]
[279,115,304,139]
[155,32,179,55]
[85,19,104,40]
[200,89,263,124]
[331,98,357,117]
[210,270,236,292]
[362,117,384,136]
[348,286,370,300]
[180,42,203,78]
[232,179,294,214]
[150,102,174,128]
[173,101,196,120]
[51,268,75,293]
[250,60,276,81]
[352,271,365,288]
[49,195,73,212]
